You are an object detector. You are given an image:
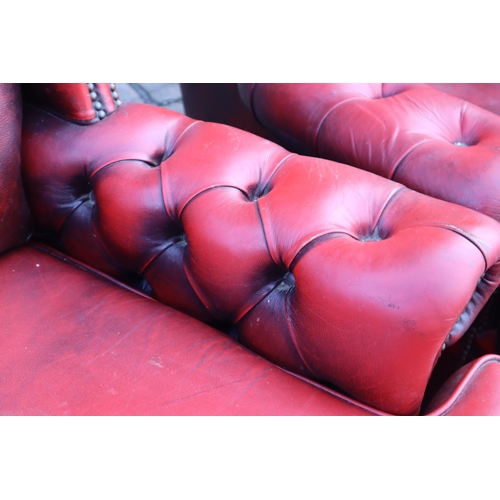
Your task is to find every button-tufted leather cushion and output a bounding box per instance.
[21,102,500,415]
[0,84,32,255]
[239,83,500,223]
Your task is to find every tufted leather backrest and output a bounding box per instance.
[0,84,32,254]
[239,83,500,224]
[21,102,500,415]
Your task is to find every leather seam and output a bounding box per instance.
[170,120,200,152]
[278,366,388,415]
[28,243,155,301]
[388,139,434,181]
[254,197,275,267]
[244,84,266,129]
[425,223,489,270]
[283,287,317,378]
[370,185,406,235]
[315,96,370,155]
[88,158,156,181]
[289,231,357,271]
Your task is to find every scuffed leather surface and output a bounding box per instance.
[425,355,500,415]
[0,84,32,254]
[0,245,380,416]
[240,83,500,223]
[21,103,500,415]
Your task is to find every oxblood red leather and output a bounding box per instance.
[0,84,389,416]
[21,100,500,415]
[429,84,500,117]
[0,244,381,416]
[0,84,32,254]
[22,83,119,124]
[426,355,500,416]
[0,82,498,415]
[238,83,500,224]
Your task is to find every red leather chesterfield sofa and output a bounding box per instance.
[3,82,500,415]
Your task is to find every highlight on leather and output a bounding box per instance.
[239,83,500,224]
[21,101,500,415]
[21,83,120,124]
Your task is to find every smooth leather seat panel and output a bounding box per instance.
[0,245,379,416]
[21,103,500,415]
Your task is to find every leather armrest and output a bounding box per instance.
[21,83,121,124]
[425,355,500,415]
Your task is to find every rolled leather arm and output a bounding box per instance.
[239,83,500,223]
[21,83,121,124]
[21,101,500,415]
[425,355,500,415]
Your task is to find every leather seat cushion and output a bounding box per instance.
[0,244,378,415]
